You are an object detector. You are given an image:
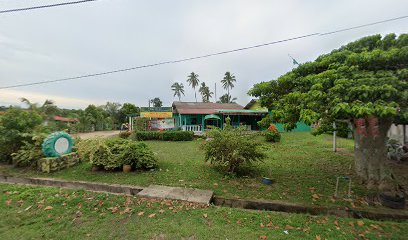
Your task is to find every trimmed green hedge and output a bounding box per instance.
[132,131,194,141]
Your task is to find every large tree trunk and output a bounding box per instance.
[353,117,393,191]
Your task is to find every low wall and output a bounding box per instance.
[37,153,80,173]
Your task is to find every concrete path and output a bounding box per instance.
[138,185,213,205]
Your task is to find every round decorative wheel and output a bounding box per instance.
[42,131,74,157]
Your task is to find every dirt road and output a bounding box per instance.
[73,130,120,140]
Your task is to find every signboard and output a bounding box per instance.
[150,119,175,129]
[140,112,173,118]
[140,107,172,112]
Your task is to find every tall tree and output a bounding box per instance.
[187,72,200,102]
[199,82,213,102]
[103,102,122,129]
[217,94,237,104]
[20,98,39,110]
[249,34,408,192]
[221,72,236,103]
[150,97,163,107]
[119,103,139,123]
[171,82,185,101]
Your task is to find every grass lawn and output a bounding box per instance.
[0,132,404,211]
[1,183,407,240]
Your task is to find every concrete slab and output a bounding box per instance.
[187,189,214,204]
[137,185,175,198]
[137,184,213,204]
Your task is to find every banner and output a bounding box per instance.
[150,119,175,129]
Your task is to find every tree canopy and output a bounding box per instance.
[249,33,408,130]
[249,34,408,191]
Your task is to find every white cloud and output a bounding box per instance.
[0,89,103,109]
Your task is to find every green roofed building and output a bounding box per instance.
[172,102,267,133]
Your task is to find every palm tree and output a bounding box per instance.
[199,82,213,102]
[186,72,200,102]
[221,72,236,103]
[20,97,38,110]
[217,94,237,103]
[171,82,185,101]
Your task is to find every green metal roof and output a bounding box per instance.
[204,114,221,120]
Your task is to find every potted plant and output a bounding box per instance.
[122,159,132,173]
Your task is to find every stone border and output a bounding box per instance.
[213,197,408,222]
[1,175,407,221]
[0,175,143,196]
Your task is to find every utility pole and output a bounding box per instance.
[214,83,217,102]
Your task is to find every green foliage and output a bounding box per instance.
[11,133,46,167]
[257,115,273,129]
[202,127,266,173]
[0,108,44,162]
[265,131,281,142]
[119,103,139,123]
[199,82,213,102]
[150,97,163,108]
[76,138,157,170]
[171,82,185,101]
[249,33,408,131]
[118,131,131,139]
[132,131,194,141]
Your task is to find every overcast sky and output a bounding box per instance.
[0,0,407,109]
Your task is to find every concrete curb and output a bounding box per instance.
[0,175,143,195]
[1,175,407,221]
[213,197,408,222]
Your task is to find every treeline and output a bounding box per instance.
[0,99,140,133]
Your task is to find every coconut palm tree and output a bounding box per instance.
[171,82,185,101]
[217,94,237,104]
[186,72,200,102]
[199,82,213,102]
[20,97,39,110]
[221,72,236,103]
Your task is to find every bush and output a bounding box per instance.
[76,138,158,170]
[11,133,47,167]
[264,124,281,142]
[0,108,44,162]
[132,130,194,141]
[118,131,131,139]
[202,127,266,173]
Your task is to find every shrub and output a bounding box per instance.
[202,127,266,173]
[265,124,281,142]
[118,131,131,139]
[132,130,194,141]
[11,133,47,167]
[76,138,158,170]
[0,108,44,162]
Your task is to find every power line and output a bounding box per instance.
[1,15,407,90]
[0,0,98,14]
[319,15,408,36]
[0,33,320,89]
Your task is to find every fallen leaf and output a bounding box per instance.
[312,194,320,199]
[259,223,264,228]
[316,235,321,240]
[148,213,156,218]
[285,225,294,230]
[24,205,32,211]
[357,220,364,227]
[138,211,144,216]
[159,209,165,214]
[44,206,53,211]
[6,199,12,206]
[259,236,267,239]
[203,213,208,218]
